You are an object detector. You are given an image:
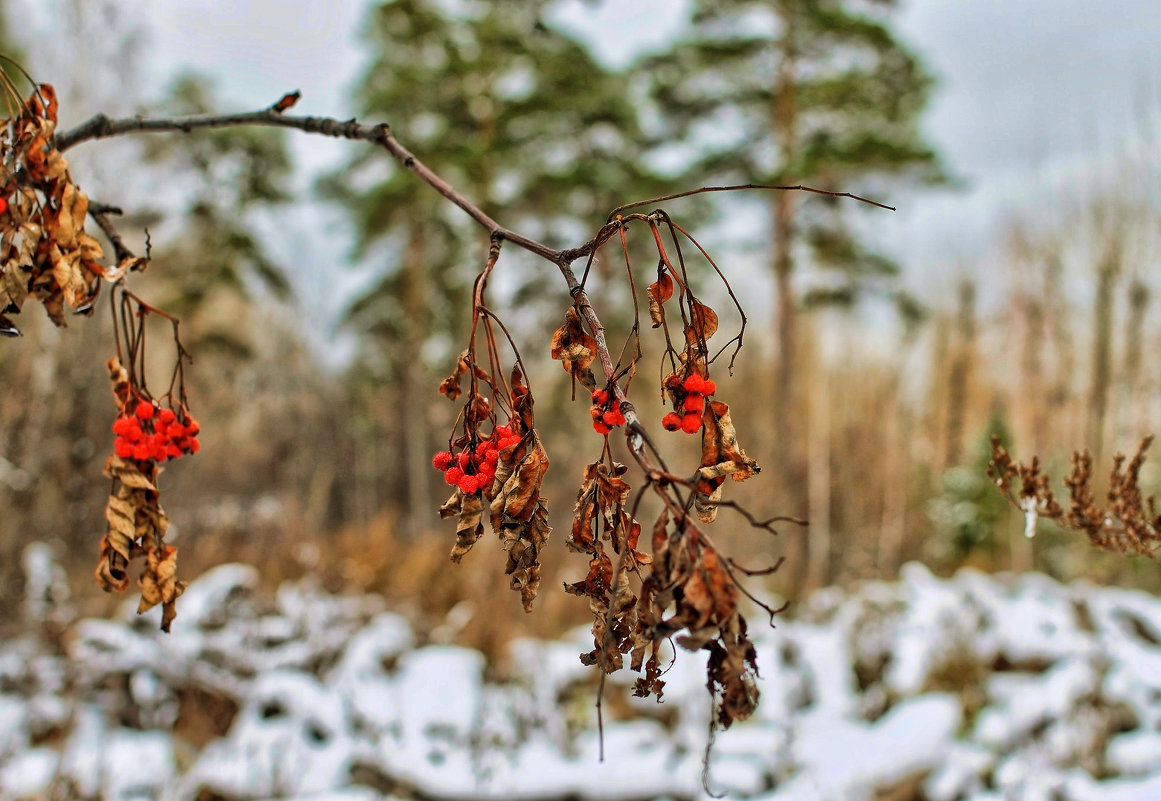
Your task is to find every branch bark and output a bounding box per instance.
[55,102,653,468]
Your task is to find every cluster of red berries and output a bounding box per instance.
[112,399,201,463]
[590,388,626,435]
[432,424,521,495]
[661,373,716,435]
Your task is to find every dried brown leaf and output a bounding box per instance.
[441,489,485,562]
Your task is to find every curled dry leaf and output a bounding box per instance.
[441,488,485,563]
[686,299,718,346]
[694,400,761,523]
[646,272,673,329]
[707,617,761,728]
[138,544,188,633]
[567,461,642,672]
[438,351,470,401]
[490,432,551,612]
[550,307,598,387]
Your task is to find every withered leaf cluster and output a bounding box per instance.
[550,306,598,388]
[695,400,761,522]
[989,434,1161,556]
[568,464,760,727]
[441,364,552,612]
[96,358,187,631]
[0,84,128,336]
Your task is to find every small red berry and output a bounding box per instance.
[683,395,705,414]
[601,409,620,427]
[158,408,176,426]
[682,375,705,394]
[124,422,144,443]
[186,417,200,436]
[132,443,152,461]
[591,389,608,405]
[433,451,453,471]
[680,413,702,434]
[494,425,512,440]
[702,379,716,396]
[457,474,479,495]
[457,451,471,469]
[114,438,134,459]
[166,442,183,460]
[135,400,155,420]
[445,466,464,486]
[662,412,682,431]
[593,420,612,435]
[187,438,200,454]
[0,197,8,215]
[485,449,500,466]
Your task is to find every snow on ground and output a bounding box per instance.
[6,551,1161,801]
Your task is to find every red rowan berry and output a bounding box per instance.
[445,466,464,485]
[702,379,716,396]
[683,395,705,414]
[186,417,200,436]
[662,412,682,431]
[485,449,499,466]
[166,442,183,460]
[457,450,471,469]
[133,443,152,461]
[158,408,176,426]
[135,400,155,420]
[112,417,133,436]
[681,413,702,434]
[188,438,200,454]
[458,474,479,495]
[433,451,453,471]
[494,425,512,440]
[114,438,134,459]
[124,422,144,443]
[592,388,608,405]
[601,409,620,427]
[0,197,8,215]
[475,440,490,456]
[682,375,705,395]
[593,420,612,435]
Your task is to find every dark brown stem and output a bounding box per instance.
[607,182,896,218]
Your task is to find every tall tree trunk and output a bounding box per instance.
[805,355,831,592]
[944,280,976,469]
[878,370,908,577]
[400,218,431,537]
[772,9,797,461]
[1120,278,1148,438]
[1087,244,1119,462]
[771,7,808,595]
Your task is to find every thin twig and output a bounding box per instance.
[607,182,896,218]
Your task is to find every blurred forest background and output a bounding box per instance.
[3,0,1161,654]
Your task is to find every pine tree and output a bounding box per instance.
[323,0,657,530]
[644,0,945,528]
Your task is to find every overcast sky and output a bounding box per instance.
[25,0,1161,339]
